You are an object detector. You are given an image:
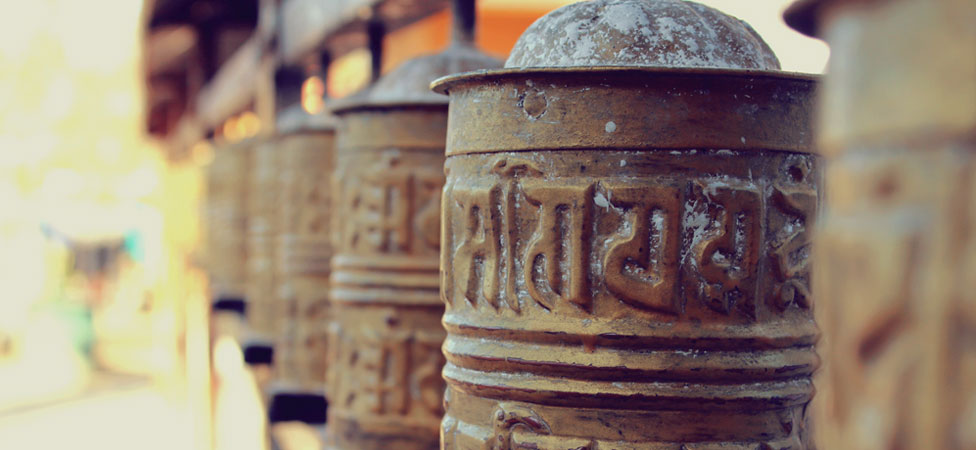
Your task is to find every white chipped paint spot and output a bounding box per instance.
[605,121,617,133]
[740,136,746,144]
[619,159,627,167]
[594,191,610,208]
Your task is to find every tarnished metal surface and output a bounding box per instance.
[434,0,820,447]
[273,109,337,397]
[204,139,251,300]
[785,0,976,448]
[246,137,280,344]
[325,44,501,450]
[436,70,820,449]
[433,67,816,154]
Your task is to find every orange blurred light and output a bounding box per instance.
[327,49,371,99]
[222,117,240,142]
[301,76,325,115]
[238,111,261,138]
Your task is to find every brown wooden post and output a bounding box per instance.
[784,0,976,448]
[433,0,821,447]
[324,44,500,450]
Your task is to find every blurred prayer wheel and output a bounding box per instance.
[205,140,251,345]
[433,0,821,447]
[245,135,279,358]
[785,0,976,448]
[271,102,336,415]
[325,42,500,450]
[205,139,250,302]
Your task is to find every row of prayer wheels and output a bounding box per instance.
[200,0,976,448]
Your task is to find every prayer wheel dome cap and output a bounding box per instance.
[505,0,780,70]
[276,104,337,134]
[332,43,501,113]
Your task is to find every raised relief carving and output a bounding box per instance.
[452,184,504,309]
[331,329,445,419]
[492,404,550,450]
[490,404,595,450]
[342,154,445,256]
[444,164,795,321]
[413,338,447,415]
[298,168,331,238]
[602,182,683,315]
[685,181,761,317]
[522,180,594,311]
[770,159,817,311]
[447,157,542,312]
[415,170,445,252]
[362,339,410,415]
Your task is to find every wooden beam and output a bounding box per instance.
[195,35,262,130]
[277,0,448,65]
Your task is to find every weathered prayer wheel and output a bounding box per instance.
[325,44,500,449]
[271,103,336,409]
[205,139,250,302]
[245,135,279,357]
[433,0,821,447]
[784,0,976,448]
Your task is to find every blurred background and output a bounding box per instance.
[0,0,826,448]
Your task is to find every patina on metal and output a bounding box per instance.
[244,134,279,362]
[205,139,251,350]
[433,0,821,447]
[205,139,250,303]
[785,0,976,448]
[269,102,336,424]
[324,10,501,448]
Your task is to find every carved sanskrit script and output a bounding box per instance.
[329,329,445,418]
[337,154,443,256]
[443,157,816,320]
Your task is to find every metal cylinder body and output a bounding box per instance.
[784,0,976,447]
[205,140,250,300]
[246,137,280,344]
[435,68,820,448]
[325,106,448,449]
[273,123,336,396]
[323,43,499,450]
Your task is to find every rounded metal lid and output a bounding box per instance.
[332,43,502,114]
[276,104,338,134]
[505,0,780,70]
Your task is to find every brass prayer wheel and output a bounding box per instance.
[205,139,250,302]
[245,136,280,354]
[784,0,976,448]
[433,0,821,447]
[325,44,500,450]
[270,105,336,414]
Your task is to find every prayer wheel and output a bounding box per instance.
[784,0,976,448]
[205,140,251,350]
[270,103,335,425]
[205,139,250,303]
[325,44,500,449]
[433,0,820,447]
[245,135,279,362]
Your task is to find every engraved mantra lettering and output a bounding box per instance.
[339,157,444,255]
[445,171,813,318]
[330,332,444,417]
